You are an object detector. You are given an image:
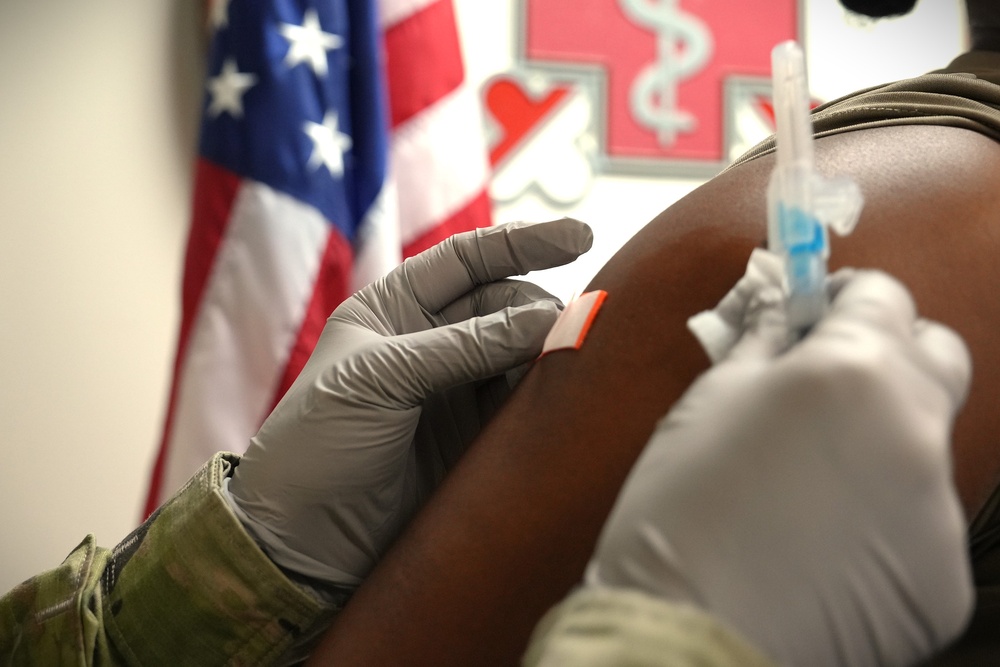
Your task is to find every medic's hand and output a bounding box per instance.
[226,219,593,590]
[686,247,784,363]
[586,270,973,666]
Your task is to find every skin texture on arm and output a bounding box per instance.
[307,125,1000,666]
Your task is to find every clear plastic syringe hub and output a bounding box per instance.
[766,41,863,331]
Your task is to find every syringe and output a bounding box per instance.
[767,41,863,332]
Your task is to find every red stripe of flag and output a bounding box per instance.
[385,0,492,257]
[402,189,492,257]
[145,0,494,516]
[384,0,465,128]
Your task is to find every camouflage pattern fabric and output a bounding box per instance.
[0,453,338,665]
[522,587,776,667]
[0,450,780,665]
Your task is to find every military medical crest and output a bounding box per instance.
[484,0,802,206]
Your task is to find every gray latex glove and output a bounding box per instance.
[226,219,593,589]
[586,269,973,666]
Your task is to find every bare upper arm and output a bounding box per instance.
[308,125,1000,666]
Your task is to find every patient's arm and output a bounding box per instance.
[308,125,1000,666]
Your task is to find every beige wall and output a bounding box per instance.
[0,2,203,591]
[0,0,965,595]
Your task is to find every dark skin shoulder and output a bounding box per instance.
[307,125,1000,666]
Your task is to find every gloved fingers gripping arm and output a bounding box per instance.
[358,300,561,407]
[319,218,594,411]
[434,278,570,395]
[439,277,564,322]
[339,218,594,331]
[584,268,973,667]
[405,218,595,311]
[226,219,593,591]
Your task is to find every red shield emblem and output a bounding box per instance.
[485,0,801,203]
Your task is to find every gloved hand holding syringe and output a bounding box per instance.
[585,48,974,664]
[767,40,864,331]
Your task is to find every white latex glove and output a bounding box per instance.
[227,219,593,589]
[586,269,973,666]
[687,248,784,363]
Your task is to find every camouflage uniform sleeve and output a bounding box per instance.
[522,587,777,667]
[0,453,341,666]
[0,535,113,663]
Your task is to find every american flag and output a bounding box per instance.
[143,0,492,516]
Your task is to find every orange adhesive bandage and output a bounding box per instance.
[541,290,607,356]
